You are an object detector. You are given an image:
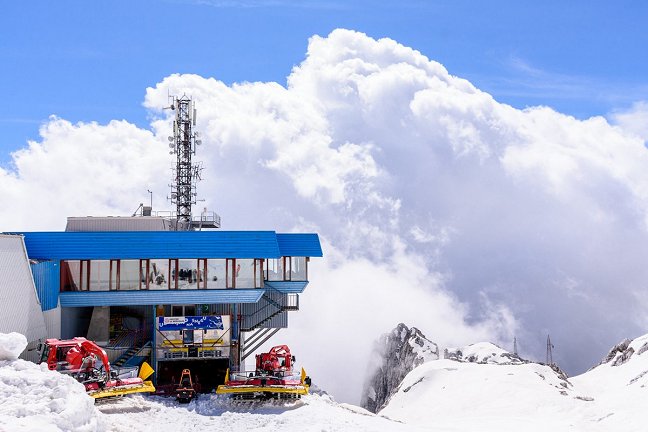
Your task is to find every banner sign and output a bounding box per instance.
[157,315,224,331]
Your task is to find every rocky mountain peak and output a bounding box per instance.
[360,323,438,413]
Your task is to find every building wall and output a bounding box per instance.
[30,260,60,311]
[61,307,93,339]
[66,216,172,232]
[0,234,47,343]
[43,307,61,339]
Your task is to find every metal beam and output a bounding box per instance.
[241,328,280,361]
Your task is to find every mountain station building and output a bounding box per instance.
[0,215,322,391]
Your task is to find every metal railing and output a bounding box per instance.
[151,210,221,228]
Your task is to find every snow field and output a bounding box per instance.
[98,393,424,432]
[0,346,100,431]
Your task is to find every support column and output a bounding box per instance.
[86,306,110,345]
[152,305,157,384]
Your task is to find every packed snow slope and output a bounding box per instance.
[0,332,422,432]
[380,340,648,431]
[3,331,648,431]
[0,333,100,432]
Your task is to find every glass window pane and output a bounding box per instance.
[140,260,148,290]
[291,257,307,281]
[110,260,118,290]
[266,258,283,281]
[197,259,207,289]
[255,259,263,288]
[148,259,169,290]
[206,259,226,289]
[61,260,80,291]
[177,259,198,289]
[235,259,254,288]
[119,260,140,290]
[89,260,110,291]
[226,259,235,288]
[80,260,89,291]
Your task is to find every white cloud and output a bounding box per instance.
[609,100,648,141]
[0,117,165,231]
[3,28,648,403]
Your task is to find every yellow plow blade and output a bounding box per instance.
[216,384,309,395]
[90,381,156,400]
[138,361,154,380]
[216,367,310,397]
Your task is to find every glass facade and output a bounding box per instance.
[60,256,308,291]
[290,257,307,281]
[265,258,283,281]
[206,259,226,289]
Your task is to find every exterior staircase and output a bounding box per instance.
[240,287,299,332]
[239,286,300,361]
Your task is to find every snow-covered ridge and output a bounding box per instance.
[594,334,648,369]
[375,328,648,431]
[444,341,526,365]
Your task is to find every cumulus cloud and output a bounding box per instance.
[610,101,648,141]
[0,117,166,230]
[2,28,648,403]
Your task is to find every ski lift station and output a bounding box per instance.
[0,96,323,392]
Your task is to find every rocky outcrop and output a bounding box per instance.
[443,342,527,365]
[360,323,438,413]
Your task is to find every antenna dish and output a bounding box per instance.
[168,136,174,142]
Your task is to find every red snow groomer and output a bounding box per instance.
[40,337,155,400]
[217,345,311,399]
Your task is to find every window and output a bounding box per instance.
[284,257,292,281]
[177,259,198,289]
[119,260,141,290]
[89,260,110,291]
[61,260,84,291]
[290,257,307,281]
[254,259,264,288]
[226,259,235,288]
[182,330,194,345]
[265,258,284,281]
[197,259,207,289]
[169,259,179,290]
[206,259,226,289]
[139,259,149,290]
[235,259,254,288]
[171,305,196,316]
[109,260,119,290]
[148,259,169,290]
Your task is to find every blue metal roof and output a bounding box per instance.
[18,231,281,260]
[59,289,264,307]
[17,231,323,260]
[276,233,323,257]
[264,280,309,294]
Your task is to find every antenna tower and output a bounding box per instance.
[513,336,518,356]
[546,334,554,365]
[167,95,203,229]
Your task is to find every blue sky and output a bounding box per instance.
[1,1,647,164]
[4,1,648,392]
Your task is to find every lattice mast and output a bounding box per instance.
[168,95,202,228]
[546,334,554,365]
